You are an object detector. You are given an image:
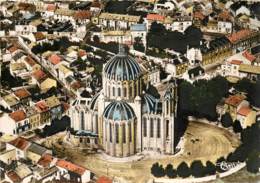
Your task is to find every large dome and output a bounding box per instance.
[103,101,135,121]
[103,45,141,81]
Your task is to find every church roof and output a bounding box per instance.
[103,45,142,81]
[142,93,162,114]
[103,101,135,121]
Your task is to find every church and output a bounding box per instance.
[69,45,178,157]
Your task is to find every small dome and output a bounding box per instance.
[142,94,162,114]
[103,45,141,81]
[89,92,100,110]
[103,101,135,121]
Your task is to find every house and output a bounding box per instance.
[5,163,33,183]
[130,23,147,48]
[165,55,189,76]
[54,8,74,22]
[23,56,41,72]
[57,64,73,82]
[74,10,91,24]
[35,100,51,125]
[239,64,260,81]
[224,94,249,121]
[237,106,256,128]
[6,137,30,159]
[31,69,47,85]
[95,13,141,30]
[146,13,166,28]
[40,77,57,93]
[221,60,243,78]
[13,88,31,106]
[97,176,112,183]
[9,62,28,78]
[45,96,62,120]
[0,94,20,110]
[48,54,62,68]
[25,106,41,130]
[26,143,51,164]
[226,29,259,53]
[33,32,47,44]
[56,159,91,183]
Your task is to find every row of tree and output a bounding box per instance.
[178,76,229,121]
[151,158,225,179]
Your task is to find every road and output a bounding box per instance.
[41,121,240,183]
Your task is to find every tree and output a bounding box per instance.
[151,162,165,177]
[165,164,177,178]
[190,160,204,177]
[234,78,253,94]
[150,22,166,34]
[251,80,260,108]
[233,120,243,133]
[93,35,100,43]
[176,162,190,178]
[221,113,233,128]
[133,37,145,52]
[246,150,260,173]
[204,161,216,175]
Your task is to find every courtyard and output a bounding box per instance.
[41,121,240,183]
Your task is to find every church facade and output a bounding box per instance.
[70,45,178,157]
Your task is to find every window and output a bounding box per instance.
[118,88,121,96]
[129,85,132,97]
[109,123,112,142]
[112,87,115,96]
[122,124,126,143]
[129,123,132,142]
[123,87,127,97]
[116,123,119,143]
[150,118,154,137]
[80,111,85,130]
[157,119,161,138]
[143,118,147,137]
[108,85,110,96]
[166,120,169,138]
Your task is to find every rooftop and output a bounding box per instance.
[225,95,246,107]
[56,159,86,175]
[48,54,61,65]
[239,64,260,74]
[242,51,256,62]
[35,100,49,113]
[2,94,19,106]
[146,14,165,21]
[99,13,140,22]
[6,171,21,183]
[32,69,47,81]
[27,143,48,156]
[9,137,30,150]
[9,110,26,122]
[238,106,252,116]
[38,154,54,168]
[226,29,253,44]
[45,96,60,108]
[74,10,91,20]
[25,56,37,66]
[14,88,31,100]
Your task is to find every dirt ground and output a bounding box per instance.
[41,121,240,183]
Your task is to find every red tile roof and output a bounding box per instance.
[74,10,92,20]
[34,32,46,41]
[218,10,232,21]
[35,101,49,112]
[38,154,54,167]
[242,51,256,62]
[230,60,243,65]
[71,81,81,90]
[9,110,26,122]
[97,176,112,183]
[56,159,86,175]
[14,88,31,99]
[8,46,18,53]
[47,4,56,12]
[9,137,30,150]
[6,171,21,183]
[226,29,253,44]
[238,106,252,116]
[32,69,47,81]
[78,50,87,57]
[147,14,165,22]
[194,11,205,20]
[48,54,61,65]
[25,56,37,67]
[225,95,246,107]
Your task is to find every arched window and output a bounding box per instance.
[122,123,126,143]
[123,87,127,97]
[157,118,161,138]
[166,120,169,138]
[129,85,132,97]
[109,122,112,142]
[80,111,85,130]
[108,85,110,97]
[112,87,115,97]
[143,117,147,137]
[118,88,121,97]
[129,123,132,142]
[150,118,154,138]
[115,123,119,143]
